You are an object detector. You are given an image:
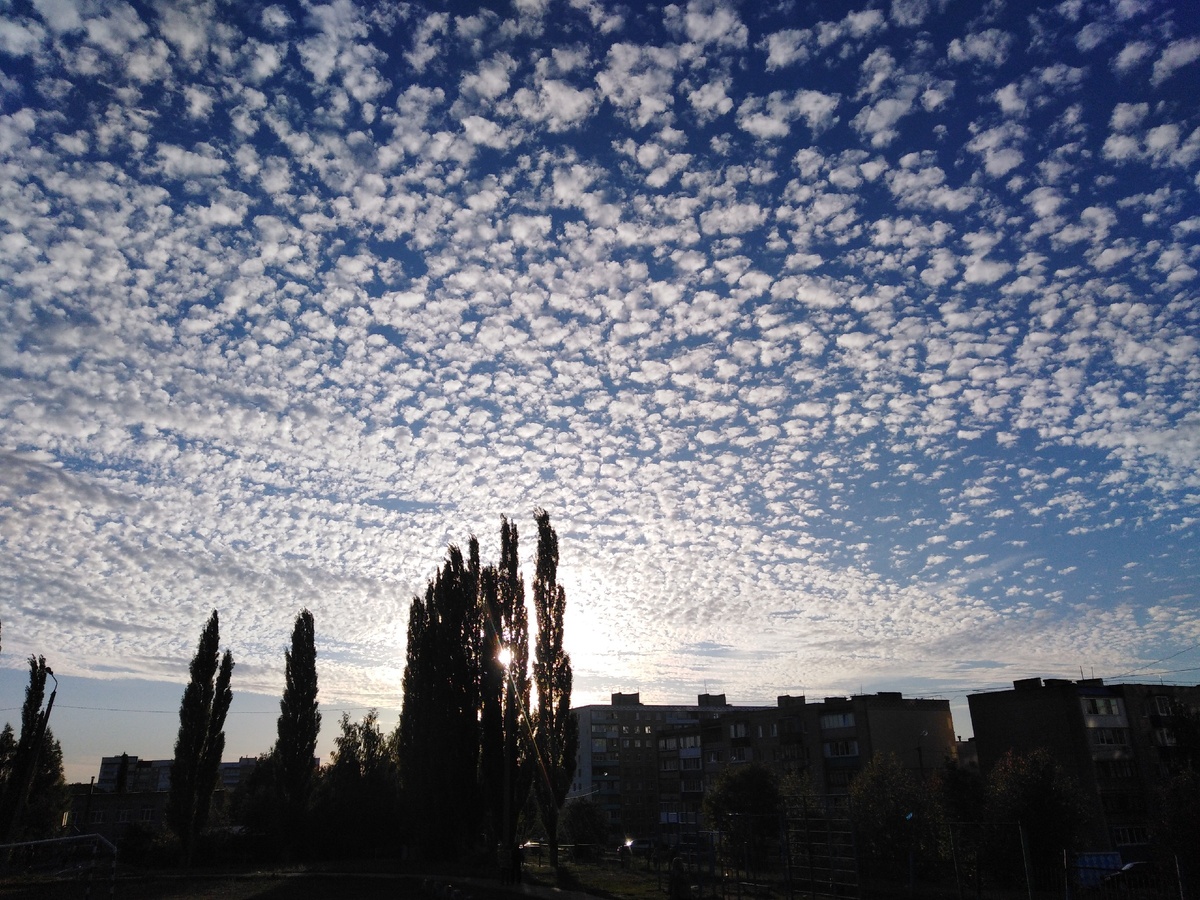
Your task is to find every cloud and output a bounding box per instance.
[947,29,1012,66]
[737,90,839,139]
[1152,36,1200,85]
[3,0,1199,778]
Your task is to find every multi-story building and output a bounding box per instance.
[573,692,750,840]
[68,755,260,842]
[967,677,1200,853]
[573,690,956,843]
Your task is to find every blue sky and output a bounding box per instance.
[1,0,1198,783]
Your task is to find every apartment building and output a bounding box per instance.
[68,755,259,842]
[572,692,752,839]
[967,677,1200,852]
[573,689,956,842]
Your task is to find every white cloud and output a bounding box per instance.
[737,90,839,139]
[947,29,1012,66]
[1113,39,1153,73]
[761,29,812,70]
[595,43,680,128]
[0,17,45,56]
[666,0,748,50]
[1152,36,1200,86]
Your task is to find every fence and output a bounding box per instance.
[0,833,118,898]
[693,801,1186,900]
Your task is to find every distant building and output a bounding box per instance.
[967,677,1200,853]
[573,693,751,840]
[572,689,956,843]
[67,755,259,842]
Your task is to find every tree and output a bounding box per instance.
[272,608,321,849]
[398,542,484,860]
[704,763,781,874]
[312,710,401,859]
[984,748,1084,885]
[168,610,234,865]
[531,509,578,868]
[497,518,533,858]
[849,753,941,884]
[560,796,608,847]
[0,656,65,841]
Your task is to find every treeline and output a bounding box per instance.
[705,745,1200,894]
[123,509,576,868]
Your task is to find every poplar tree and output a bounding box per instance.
[273,609,320,818]
[497,517,533,854]
[0,655,65,841]
[531,510,577,868]
[169,610,234,864]
[398,542,483,860]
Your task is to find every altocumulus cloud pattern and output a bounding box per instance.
[1,0,1198,723]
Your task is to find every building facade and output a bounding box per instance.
[967,677,1200,853]
[67,755,259,843]
[573,690,957,844]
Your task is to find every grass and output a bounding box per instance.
[525,856,670,900]
[0,854,675,900]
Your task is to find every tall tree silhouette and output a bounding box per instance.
[531,510,577,868]
[272,609,320,849]
[0,655,63,841]
[479,563,506,845]
[399,542,483,860]
[168,610,234,864]
[497,517,533,855]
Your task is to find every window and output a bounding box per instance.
[682,778,703,793]
[682,757,701,770]
[1096,760,1136,778]
[730,722,748,739]
[1111,825,1149,846]
[659,736,677,751]
[823,739,859,758]
[1092,727,1129,746]
[1084,697,1120,716]
[660,758,679,772]
[117,808,131,823]
[1100,793,1142,815]
[730,747,748,762]
[705,750,723,764]
[1153,727,1176,747]
[826,769,853,788]
[1153,695,1173,716]
[820,712,855,729]
[90,810,106,824]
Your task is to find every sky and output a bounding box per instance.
[1,0,1198,785]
